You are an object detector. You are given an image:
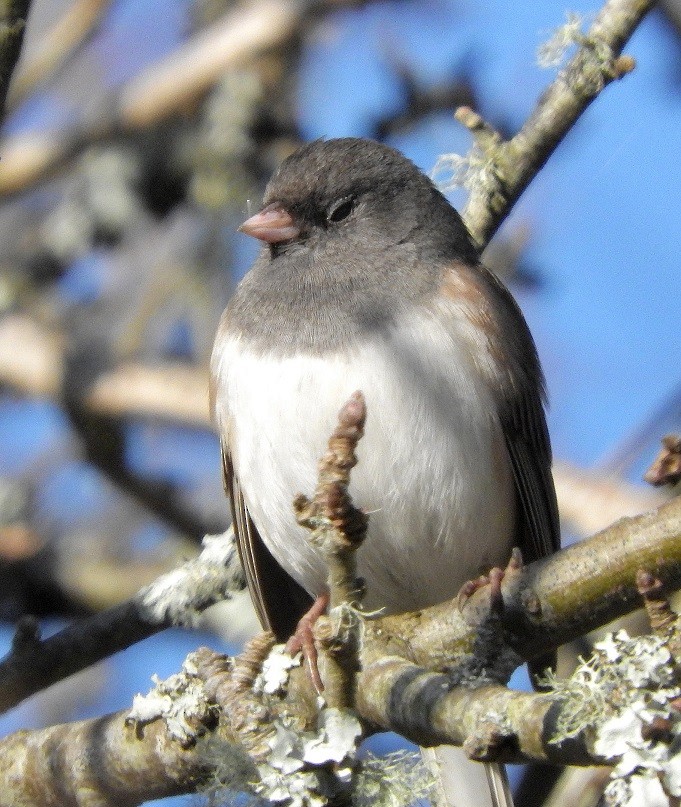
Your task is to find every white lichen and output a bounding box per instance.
[255,645,302,695]
[604,772,670,807]
[354,751,434,807]
[254,707,362,806]
[536,10,623,95]
[432,144,504,198]
[139,529,245,626]
[548,629,681,806]
[431,151,478,193]
[303,708,363,767]
[127,651,214,745]
[254,709,432,806]
[537,12,585,68]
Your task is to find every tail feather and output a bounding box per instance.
[485,761,514,807]
[421,746,514,807]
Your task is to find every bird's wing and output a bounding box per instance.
[442,262,560,563]
[462,263,559,689]
[497,361,560,685]
[221,441,313,641]
[499,372,560,563]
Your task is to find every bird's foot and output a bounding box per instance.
[285,592,330,694]
[457,547,523,610]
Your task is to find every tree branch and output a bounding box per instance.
[0,531,244,714]
[455,0,653,247]
[4,550,681,805]
[0,701,229,807]
[1,387,680,802]
[0,1,668,802]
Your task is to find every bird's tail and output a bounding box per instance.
[421,745,514,807]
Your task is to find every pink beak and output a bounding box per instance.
[239,202,300,243]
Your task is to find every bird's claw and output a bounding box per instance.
[285,592,330,694]
[457,547,524,611]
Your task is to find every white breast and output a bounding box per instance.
[212,306,515,614]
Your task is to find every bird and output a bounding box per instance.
[210,137,560,807]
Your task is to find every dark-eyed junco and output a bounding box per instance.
[210,138,559,807]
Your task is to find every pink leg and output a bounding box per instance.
[285,593,330,693]
[457,547,523,610]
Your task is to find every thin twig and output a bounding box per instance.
[460,0,654,248]
[553,459,666,536]
[644,434,681,487]
[0,530,244,714]
[294,391,368,708]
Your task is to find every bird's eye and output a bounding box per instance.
[327,197,354,223]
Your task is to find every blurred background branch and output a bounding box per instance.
[0,0,355,198]
[0,0,30,116]
[5,0,111,110]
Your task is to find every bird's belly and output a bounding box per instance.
[215,319,516,614]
